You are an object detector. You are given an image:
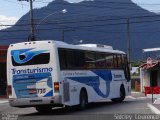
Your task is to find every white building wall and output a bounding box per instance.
[140,69,150,92]
[140,68,160,93]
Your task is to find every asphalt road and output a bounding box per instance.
[0,96,156,120]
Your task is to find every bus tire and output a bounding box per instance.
[111,85,126,103]
[79,89,88,110]
[35,106,52,113]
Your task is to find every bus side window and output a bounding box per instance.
[85,51,95,69]
[121,55,125,69]
[58,49,67,70]
[74,50,85,69]
[117,54,122,68]
[105,54,114,69]
[113,55,118,68]
[95,52,106,69]
[65,50,75,69]
[123,55,131,81]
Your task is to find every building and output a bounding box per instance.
[140,48,160,97]
[0,46,8,98]
[131,67,140,92]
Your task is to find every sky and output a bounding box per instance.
[0,0,160,29]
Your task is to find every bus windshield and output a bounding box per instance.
[11,50,50,66]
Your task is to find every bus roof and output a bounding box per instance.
[9,40,126,54]
[54,41,125,54]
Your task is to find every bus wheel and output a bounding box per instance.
[79,90,88,110]
[35,106,52,113]
[111,86,125,103]
[119,86,126,102]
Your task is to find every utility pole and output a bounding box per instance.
[127,18,131,68]
[18,0,35,41]
[62,30,65,42]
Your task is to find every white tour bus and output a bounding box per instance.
[7,40,131,112]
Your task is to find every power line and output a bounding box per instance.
[0,10,158,24]
[1,20,160,33]
[18,0,35,41]
[0,37,28,40]
[44,15,160,25]
[2,0,160,24]
[1,0,159,23]
[3,0,29,6]
[35,0,160,6]
[34,1,160,11]
[35,1,131,10]
[1,14,160,27]
[1,28,160,34]
[96,0,160,6]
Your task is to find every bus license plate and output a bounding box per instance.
[29,89,46,94]
[37,89,46,94]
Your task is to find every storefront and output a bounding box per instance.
[0,46,8,98]
[140,48,160,97]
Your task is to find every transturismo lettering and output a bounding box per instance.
[11,67,53,75]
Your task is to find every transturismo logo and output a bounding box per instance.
[11,67,53,75]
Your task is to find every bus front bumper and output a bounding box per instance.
[9,95,63,107]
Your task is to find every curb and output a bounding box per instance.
[0,100,8,104]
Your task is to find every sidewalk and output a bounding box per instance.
[131,91,146,98]
[0,98,8,104]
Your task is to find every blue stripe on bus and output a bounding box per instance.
[13,73,53,98]
[44,90,53,97]
[13,73,51,80]
[67,70,112,98]
[11,48,48,64]
[92,70,112,82]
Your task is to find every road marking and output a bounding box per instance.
[154,98,160,104]
[147,103,160,114]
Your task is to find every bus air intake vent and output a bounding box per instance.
[63,82,70,102]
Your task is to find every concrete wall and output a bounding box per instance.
[140,68,150,92]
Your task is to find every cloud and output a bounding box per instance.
[0,15,19,30]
